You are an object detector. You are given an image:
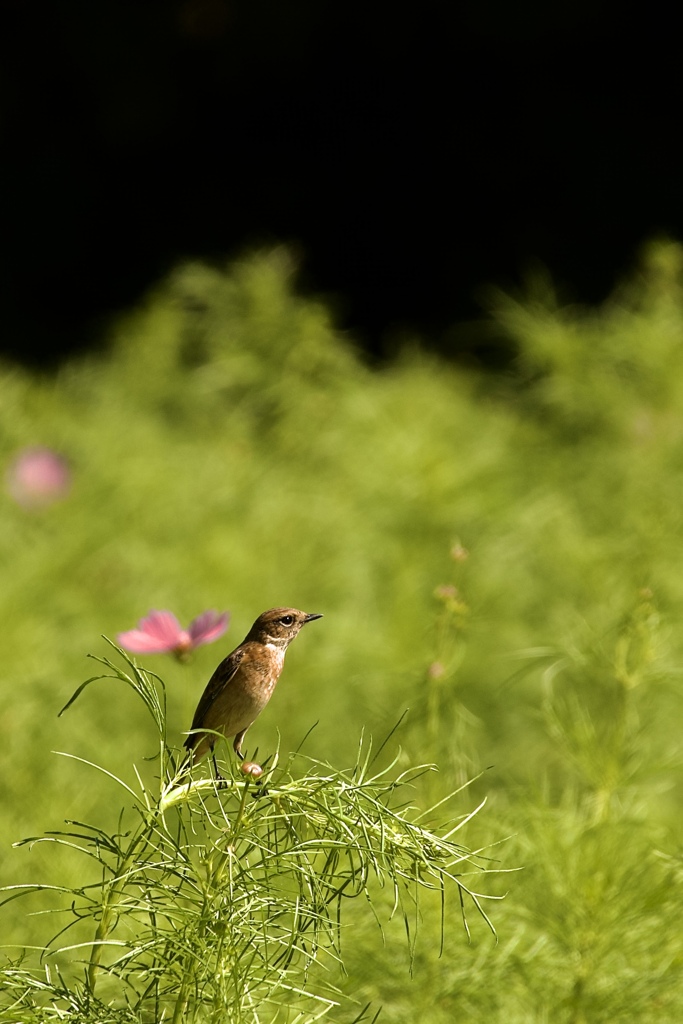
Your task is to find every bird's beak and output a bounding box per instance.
[304,612,323,622]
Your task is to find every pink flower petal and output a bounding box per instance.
[188,609,230,648]
[117,629,179,654]
[139,610,184,643]
[117,610,184,654]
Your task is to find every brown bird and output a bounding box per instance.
[184,607,323,769]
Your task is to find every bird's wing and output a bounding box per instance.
[184,647,245,749]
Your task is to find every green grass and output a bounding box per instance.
[2,241,683,1020]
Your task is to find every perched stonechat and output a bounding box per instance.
[184,607,323,768]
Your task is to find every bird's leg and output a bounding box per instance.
[211,747,228,787]
[233,730,247,761]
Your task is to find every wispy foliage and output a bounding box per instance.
[1,648,497,1022]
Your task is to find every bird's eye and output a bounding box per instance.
[280,615,294,626]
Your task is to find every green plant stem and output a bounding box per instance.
[592,679,630,826]
[170,777,252,1023]
[171,977,191,1024]
[86,811,156,994]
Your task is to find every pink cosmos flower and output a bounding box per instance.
[117,609,229,659]
[6,447,71,508]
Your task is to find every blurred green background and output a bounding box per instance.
[2,242,683,1021]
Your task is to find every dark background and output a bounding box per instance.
[1,0,679,367]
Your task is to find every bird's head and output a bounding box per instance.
[247,607,323,646]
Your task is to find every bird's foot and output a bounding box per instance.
[211,752,230,789]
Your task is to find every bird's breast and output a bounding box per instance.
[240,644,285,701]
[260,645,285,693]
